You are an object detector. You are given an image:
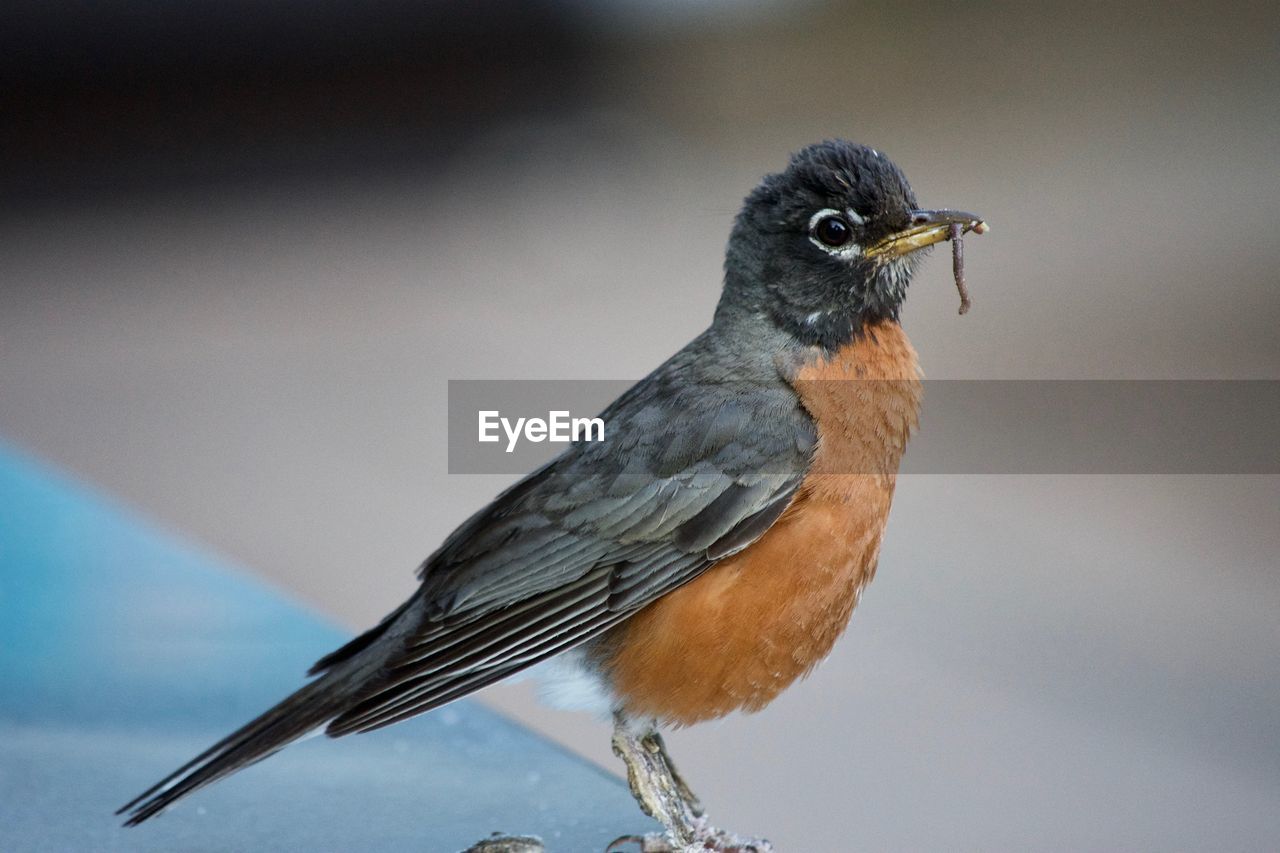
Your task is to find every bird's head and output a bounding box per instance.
[719,139,982,349]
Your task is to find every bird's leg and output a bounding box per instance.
[608,713,773,853]
[642,730,704,818]
[610,713,702,847]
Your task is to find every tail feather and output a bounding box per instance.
[118,670,358,825]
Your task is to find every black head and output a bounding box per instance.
[717,140,981,350]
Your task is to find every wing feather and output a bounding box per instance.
[324,370,816,737]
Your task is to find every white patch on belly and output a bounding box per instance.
[517,648,615,718]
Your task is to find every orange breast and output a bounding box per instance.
[603,321,923,725]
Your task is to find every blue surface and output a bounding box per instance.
[0,443,650,851]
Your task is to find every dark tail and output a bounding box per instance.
[117,667,363,825]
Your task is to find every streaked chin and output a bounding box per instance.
[872,255,917,306]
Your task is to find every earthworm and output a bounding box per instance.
[950,222,972,315]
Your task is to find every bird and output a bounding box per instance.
[119,139,986,851]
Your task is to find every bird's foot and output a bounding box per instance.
[608,817,773,852]
[611,714,770,852]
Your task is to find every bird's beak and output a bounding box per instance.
[864,209,988,259]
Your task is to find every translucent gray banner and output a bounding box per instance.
[447,380,1278,475]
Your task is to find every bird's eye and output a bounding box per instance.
[812,214,852,248]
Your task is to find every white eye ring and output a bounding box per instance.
[807,208,864,258]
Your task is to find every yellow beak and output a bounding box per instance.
[864,209,989,258]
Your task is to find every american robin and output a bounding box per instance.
[119,140,987,851]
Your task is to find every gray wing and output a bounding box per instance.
[324,374,815,735]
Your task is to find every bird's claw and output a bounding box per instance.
[607,833,674,852]
[607,823,774,852]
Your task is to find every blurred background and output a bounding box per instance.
[2,0,1278,849]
